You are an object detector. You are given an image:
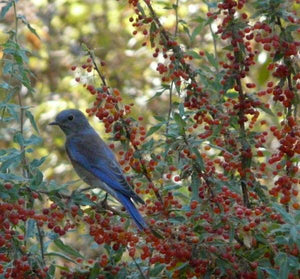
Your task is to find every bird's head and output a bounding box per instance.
[49,109,90,135]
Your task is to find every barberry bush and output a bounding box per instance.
[0,0,299,278]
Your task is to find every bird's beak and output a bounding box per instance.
[49,121,58,126]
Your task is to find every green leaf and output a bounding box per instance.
[173,262,188,272]
[26,21,40,39]
[25,110,39,133]
[0,1,13,20]
[141,138,154,151]
[146,123,164,137]
[223,45,234,51]
[25,219,36,239]
[71,192,96,206]
[2,104,18,122]
[0,172,26,182]
[149,21,157,48]
[244,247,267,261]
[225,91,239,99]
[290,226,299,243]
[3,59,13,75]
[182,25,191,40]
[114,246,125,263]
[47,264,56,277]
[163,184,183,192]
[176,105,184,119]
[285,24,300,32]
[47,180,74,192]
[191,147,205,170]
[31,169,43,187]
[205,51,218,70]
[45,252,76,263]
[81,43,89,51]
[0,82,12,90]
[257,60,271,86]
[30,156,47,168]
[273,51,284,62]
[275,236,288,245]
[258,103,275,116]
[25,135,42,146]
[150,263,165,276]
[13,132,25,147]
[53,239,84,259]
[173,112,186,134]
[115,268,127,279]
[88,263,100,279]
[224,77,235,91]
[185,50,201,59]
[191,23,205,42]
[153,115,166,122]
[259,267,278,279]
[276,253,289,279]
[169,215,186,224]
[148,90,165,102]
[191,172,200,201]
[0,151,22,171]
[273,203,294,224]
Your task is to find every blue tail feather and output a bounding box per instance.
[116,193,147,230]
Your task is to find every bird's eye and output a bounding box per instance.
[68,115,74,121]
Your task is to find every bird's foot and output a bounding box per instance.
[100,193,108,209]
[79,186,95,192]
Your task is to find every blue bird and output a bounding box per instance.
[49,109,147,230]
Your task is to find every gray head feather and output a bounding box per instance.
[50,109,91,135]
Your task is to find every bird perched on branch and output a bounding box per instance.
[49,109,147,230]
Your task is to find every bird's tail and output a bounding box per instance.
[116,193,148,230]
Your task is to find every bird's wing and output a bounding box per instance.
[66,132,144,204]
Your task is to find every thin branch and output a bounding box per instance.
[87,49,107,87]
[209,22,219,74]
[174,0,179,38]
[182,135,217,202]
[235,75,250,208]
[37,224,45,265]
[13,1,18,44]
[130,253,147,279]
[146,248,153,279]
[165,81,174,136]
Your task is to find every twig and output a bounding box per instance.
[146,248,153,279]
[87,49,107,87]
[230,24,250,208]
[165,81,174,137]
[130,253,147,279]
[37,224,45,265]
[182,135,217,202]
[13,1,18,44]
[235,75,250,208]
[209,22,219,74]
[174,0,179,38]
